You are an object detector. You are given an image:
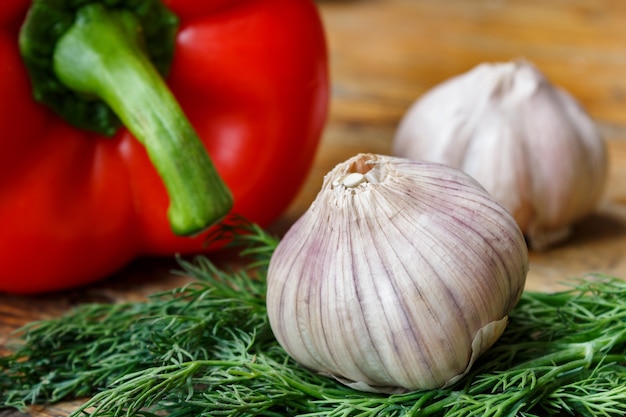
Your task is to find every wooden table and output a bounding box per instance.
[3,0,626,415]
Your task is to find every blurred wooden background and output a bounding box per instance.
[3,0,626,415]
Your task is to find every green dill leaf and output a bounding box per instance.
[2,221,626,417]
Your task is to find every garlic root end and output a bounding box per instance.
[526,225,572,251]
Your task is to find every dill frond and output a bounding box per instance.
[2,221,626,417]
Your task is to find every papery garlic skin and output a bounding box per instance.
[393,60,608,250]
[266,153,528,393]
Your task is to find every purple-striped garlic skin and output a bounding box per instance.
[393,60,608,250]
[266,153,529,393]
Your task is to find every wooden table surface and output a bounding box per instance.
[3,0,626,415]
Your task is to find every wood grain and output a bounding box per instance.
[3,0,626,415]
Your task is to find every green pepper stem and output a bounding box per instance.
[53,3,233,236]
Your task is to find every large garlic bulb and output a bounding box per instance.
[393,60,608,250]
[266,153,528,393]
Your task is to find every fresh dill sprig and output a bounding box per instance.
[0,220,277,410]
[2,220,626,416]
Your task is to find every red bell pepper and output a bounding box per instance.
[0,0,328,293]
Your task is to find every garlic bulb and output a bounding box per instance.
[266,153,528,393]
[393,60,608,250]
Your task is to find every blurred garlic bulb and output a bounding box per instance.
[393,60,608,250]
[266,153,528,393]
